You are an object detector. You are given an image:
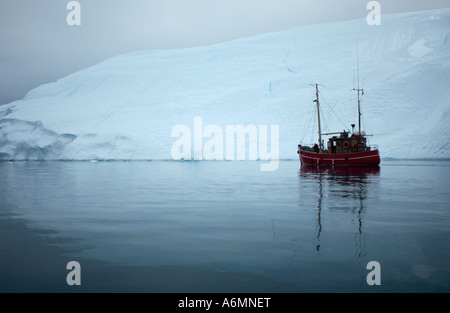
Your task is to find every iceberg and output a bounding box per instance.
[1,9,449,161]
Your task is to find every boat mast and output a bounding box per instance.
[353,44,363,137]
[357,88,362,136]
[314,84,322,151]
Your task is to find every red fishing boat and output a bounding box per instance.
[298,84,380,166]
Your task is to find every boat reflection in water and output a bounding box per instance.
[299,165,380,256]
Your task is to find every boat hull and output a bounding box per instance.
[298,146,380,166]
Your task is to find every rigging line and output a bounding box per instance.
[320,90,338,111]
[306,108,316,139]
[300,102,315,144]
[319,90,349,131]
[319,90,338,126]
[310,107,317,145]
[319,104,330,134]
[361,114,373,137]
[300,94,316,144]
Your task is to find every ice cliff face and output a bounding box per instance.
[1,9,449,160]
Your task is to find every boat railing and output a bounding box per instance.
[300,144,378,153]
[353,145,379,152]
[298,144,316,152]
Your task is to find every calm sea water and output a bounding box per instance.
[0,160,449,292]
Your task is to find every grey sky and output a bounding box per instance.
[1,0,449,105]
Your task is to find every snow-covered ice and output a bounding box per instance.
[1,9,449,161]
